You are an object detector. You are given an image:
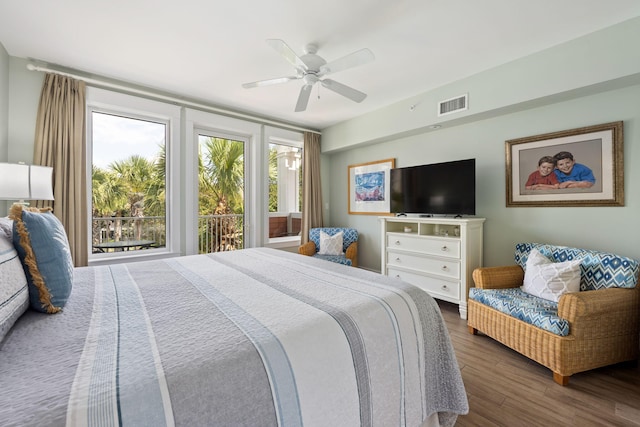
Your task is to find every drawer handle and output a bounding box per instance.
[395,274,401,279]
[441,285,448,290]
[395,257,401,262]
[441,265,448,271]
[441,245,449,251]
[395,240,401,245]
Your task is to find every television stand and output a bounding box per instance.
[379,216,485,319]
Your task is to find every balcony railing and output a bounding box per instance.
[92,214,245,254]
[92,216,166,253]
[197,214,244,253]
[92,212,300,254]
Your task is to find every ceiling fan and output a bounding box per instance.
[242,39,375,112]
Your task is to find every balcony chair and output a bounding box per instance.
[298,227,358,267]
[467,243,639,385]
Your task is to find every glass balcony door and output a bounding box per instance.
[197,132,246,254]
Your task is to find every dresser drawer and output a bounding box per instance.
[388,267,460,300]
[386,234,460,259]
[387,250,460,279]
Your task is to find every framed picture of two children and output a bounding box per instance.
[506,121,624,207]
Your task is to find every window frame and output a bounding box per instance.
[184,109,260,255]
[86,87,181,265]
[264,126,304,248]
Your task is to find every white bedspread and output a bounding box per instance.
[0,248,468,426]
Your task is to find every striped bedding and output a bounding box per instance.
[0,248,468,427]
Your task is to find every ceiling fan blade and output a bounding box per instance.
[320,79,367,103]
[295,84,313,112]
[266,39,308,72]
[242,76,299,89]
[319,48,374,76]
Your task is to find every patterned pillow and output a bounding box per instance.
[515,243,638,290]
[10,205,73,314]
[0,230,29,342]
[318,231,344,256]
[521,248,581,302]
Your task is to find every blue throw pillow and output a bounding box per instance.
[10,205,73,314]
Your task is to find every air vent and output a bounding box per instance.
[437,94,468,117]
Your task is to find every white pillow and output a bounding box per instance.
[0,217,12,239]
[522,248,581,302]
[0,231,29,343]
[318,231,344,256]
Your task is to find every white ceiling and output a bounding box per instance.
[1,1,640,130]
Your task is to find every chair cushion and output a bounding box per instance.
[515,243,638,291]
[469,287,570,336]
[522,248,581,302]
[312,254,352,266]
[318,230,344,255]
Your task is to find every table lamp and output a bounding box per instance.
[0,162,55,205]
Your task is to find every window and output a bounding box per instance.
[86,89,303,261]
[196,132,246,253]
[265,127,303,244]
[86,88,181,263]
[184,109,260,255]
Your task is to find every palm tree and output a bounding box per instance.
[201,137,244,213]
[199,137,245,252]
[109,155,164,240]
[92,166,129,245]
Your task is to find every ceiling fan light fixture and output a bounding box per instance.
[242,39,374,112]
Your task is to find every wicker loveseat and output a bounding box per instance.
[298,227,358,267]
[467,243,640,385]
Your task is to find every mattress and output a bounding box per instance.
[0,247,467,426]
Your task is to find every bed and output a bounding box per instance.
[0,247,468,427]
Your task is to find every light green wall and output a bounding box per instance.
[0,42,8,160]
[1,42,8,214]
[8,57,43,163]
[0,56,42,216]
[325,85,640,270]
[322,18,640,271]
[322,17,640,152]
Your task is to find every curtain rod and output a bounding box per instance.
[26,63,321,135]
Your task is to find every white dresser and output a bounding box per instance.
[380,216,485,319]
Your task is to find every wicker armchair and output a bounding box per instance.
[467,243,640,385]
[298,227,358,267]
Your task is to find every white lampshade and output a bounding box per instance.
[0,163,30,200]
[29,165,55,201]
[0,162,54,202]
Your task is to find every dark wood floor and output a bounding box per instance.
[436,300,640,427]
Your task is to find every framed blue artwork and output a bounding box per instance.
[348,158,395,214]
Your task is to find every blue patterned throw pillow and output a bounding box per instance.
[515,242,638,291]
[10,205,73,314]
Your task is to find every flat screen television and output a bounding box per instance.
[390,158,475,216]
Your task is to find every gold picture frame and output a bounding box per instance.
[505,121,623,207]
[348,158,395,215]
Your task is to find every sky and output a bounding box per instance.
[91,112,165,169]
